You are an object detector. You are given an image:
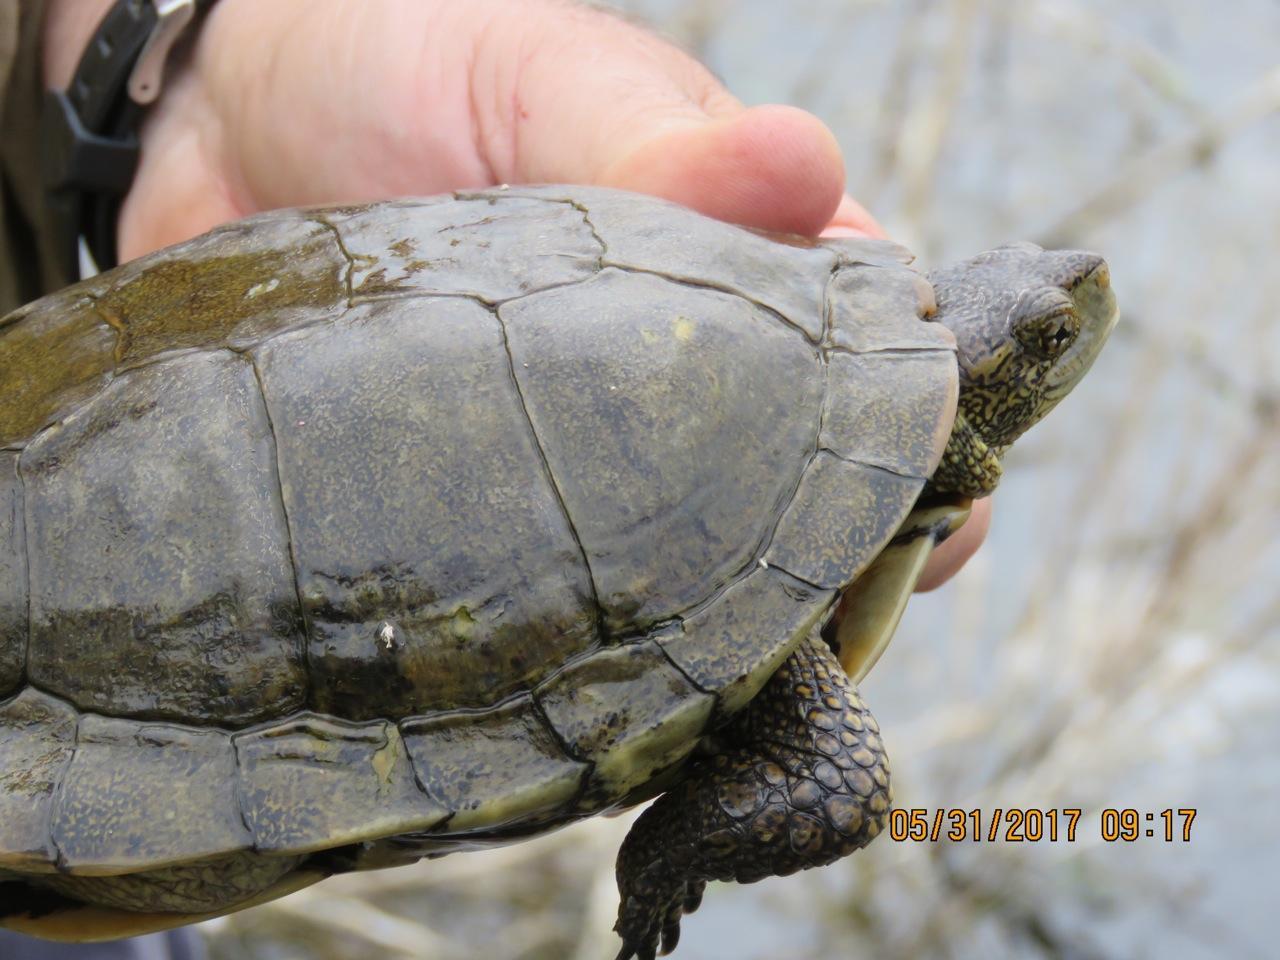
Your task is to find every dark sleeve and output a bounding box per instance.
[0,928,208,960]
[1,0,72,317]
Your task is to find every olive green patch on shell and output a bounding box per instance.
[0,287,116,447]
[535,640,715,801]
[820,351,958,478]
[52,715,248,875]
[0,689,76,871]
[826,263,953,353]
[765,452,925,590]
[22,351,306,725]
[233,716,444,856]
[92,212,347,364]
[251,299,596,720]
[657,567,834,716]
[499,268,823,632]
[466,185,836,341]
[0,453,24,696]
[400,695,587,833]
[324,197,601,303]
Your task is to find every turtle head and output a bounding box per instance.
[924,242,1118,495]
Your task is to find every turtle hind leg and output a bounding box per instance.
[613,634,891,959]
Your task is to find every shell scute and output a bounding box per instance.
[535,640,714,802]
[234,715,444,856]
[53,714,246,875]
[499,268,823,633]
[464,184,836,339]
[765,452,925,590]
[821,351,958,478]
[826,263,952,353]
[326,196,601,303]
[22,351,305,725]
[400,695,587,833]
[250,297,597,719]
[657,567,834,716]
[0,689,77,871]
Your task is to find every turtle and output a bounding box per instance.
[0,185,1116,956]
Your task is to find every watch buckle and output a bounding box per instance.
[128,0,198,105]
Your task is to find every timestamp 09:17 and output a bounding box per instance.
[887,808,1197,843]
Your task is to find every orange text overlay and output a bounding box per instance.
[887,808,1197,843]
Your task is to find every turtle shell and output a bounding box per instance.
[0,186,955,920]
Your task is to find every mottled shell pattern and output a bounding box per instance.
[0,186,955,898]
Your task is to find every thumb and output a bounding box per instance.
[471,4,851,236]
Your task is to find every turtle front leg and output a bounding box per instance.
[613,635,891,959]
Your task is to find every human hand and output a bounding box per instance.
[43,0,985,589]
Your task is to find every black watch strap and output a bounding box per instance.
[42,0,220,277]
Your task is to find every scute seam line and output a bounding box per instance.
[392,718,459,822]
[753,440,823,571]
[489,305,610,641]
[351,289,501,307]
[114,344,207,372]
[87,294,129,365]
[606,263,818,346]
[819,446,926,481]
[244,353,315,717]
[631,356,830,647]
[14,451,29,691]
[490,274,602,304]
[649,631,728,725]
[8,676,278,729]
[762,562,829,596]
[307,215,356,306]
[448,190,608,256]
[526,691,595,779]
[229,740,259,853]
[527,683,599,817]
[821,262,838,347]
[350,275,602,310]
[823,344,958,358]
[563,200,610,266]
[45,710,80,873]
[741,300,842,609]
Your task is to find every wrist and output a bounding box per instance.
[40,0,225,271]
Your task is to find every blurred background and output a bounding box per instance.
[37,0,1280,958]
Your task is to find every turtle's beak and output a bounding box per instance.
[1045,260,1118,401]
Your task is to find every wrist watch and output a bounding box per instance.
[42,0,221,277]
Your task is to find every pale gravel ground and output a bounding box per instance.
[201,2,1280,958]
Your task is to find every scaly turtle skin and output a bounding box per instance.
[0,186,1116,954]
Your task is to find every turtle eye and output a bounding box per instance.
[1015,308,1078,359]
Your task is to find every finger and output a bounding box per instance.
[597,104,847,236]
[915,496,992,592]
[821,194,888,239]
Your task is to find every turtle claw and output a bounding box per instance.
[681,881,705,914]
[614,879,706,959]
